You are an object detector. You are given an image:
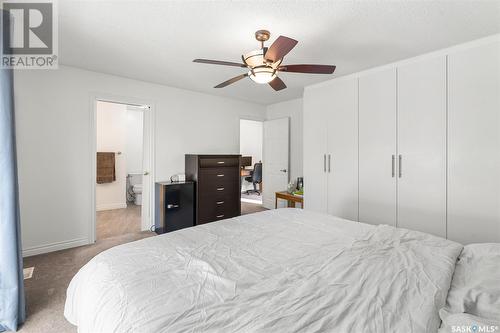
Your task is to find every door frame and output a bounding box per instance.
[89,93,156,244]
[239,116,265,198]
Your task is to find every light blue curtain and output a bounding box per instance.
[0,14,26,330]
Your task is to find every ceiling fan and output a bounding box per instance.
[193,30,336,91]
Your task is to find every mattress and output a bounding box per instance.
[65,208,463,333]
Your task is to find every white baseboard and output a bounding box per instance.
[96,202,127,211]
[241,197,263,205]
[23,237,90,257]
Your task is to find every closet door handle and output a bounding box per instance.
[398,155,402,178]
[391,155,395,178]
[328,154,331,173]
[324,154,326,173]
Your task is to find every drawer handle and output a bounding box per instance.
[217,187,225,191]
[216,201,225,205]
[167,204,179,209]
[217,161,225,164]
[217,174,225,177]
[216,214,224,218]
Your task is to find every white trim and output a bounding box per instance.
[96,203,127,211]
[89,92,156,245]
[144,104,156,232]
[23,238,89,257]
[305,33,500,91]
[239,114,266,122]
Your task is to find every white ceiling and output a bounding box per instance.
[59,1,500,105]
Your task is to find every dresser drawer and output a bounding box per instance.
[198,195,239,224]
[199,157,239,168]
[198,171,239,195]
[199,167,239,180]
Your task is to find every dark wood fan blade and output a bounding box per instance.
[268,76,287,91]
[279,64,336,74]
[214,74,248,88]
[193,59,246,68]
[265,36,298,63]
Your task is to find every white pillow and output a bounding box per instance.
[439,310,500,333]
[442,243,500,321]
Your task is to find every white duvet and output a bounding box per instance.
[65,209,463,333]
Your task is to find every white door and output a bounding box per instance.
[397,56,447,237]
[447,41,500,244]
[327,78,359,221]
[303,86,328,213]
[262,118,290,209]
[358,68,397,226]
[141,106,152,231]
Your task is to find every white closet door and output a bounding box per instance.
[448,41,500,244]
[327,78,358,221]
[359,68,397,226]
[303,86,328,213]
[397,56,446,237]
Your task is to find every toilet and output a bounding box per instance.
[128,173,143,206]
[132,184,142,205]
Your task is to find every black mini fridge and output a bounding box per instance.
[155,181,195,234]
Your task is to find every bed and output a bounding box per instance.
[65,209,474,332]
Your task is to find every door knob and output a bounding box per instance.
[280,169,287,173]
[144,171,149,176]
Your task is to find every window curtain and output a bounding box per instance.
[0,15,26,330]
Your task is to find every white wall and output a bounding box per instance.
[96,101,127,210]
[125,106,144,175]
[240,119,263,164]
[266,98,303,184]
[240,119,263,192]
[14,65,266,256]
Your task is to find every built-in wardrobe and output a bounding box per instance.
[303,36,500,244]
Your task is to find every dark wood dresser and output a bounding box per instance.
[185,154,241,225]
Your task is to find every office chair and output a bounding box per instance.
[245,162,262,195]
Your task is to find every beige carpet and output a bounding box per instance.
[241,201,267,214]
[19,203,267,332]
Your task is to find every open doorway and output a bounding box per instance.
[94,100,151,241]
[240,119,264,209]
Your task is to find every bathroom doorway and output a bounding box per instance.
[91,97,154,242]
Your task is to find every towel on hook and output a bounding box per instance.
[96,152,116,184]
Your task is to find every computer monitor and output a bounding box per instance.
[241,156,252,167]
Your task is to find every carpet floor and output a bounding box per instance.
[96,204,141,240]
[19,202,267,332]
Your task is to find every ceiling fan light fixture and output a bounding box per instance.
[248,67,276,84]
[243,49,265,68]
[194,30,335,91]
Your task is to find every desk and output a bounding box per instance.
[275,191,303,209]
[240,168,252,177]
